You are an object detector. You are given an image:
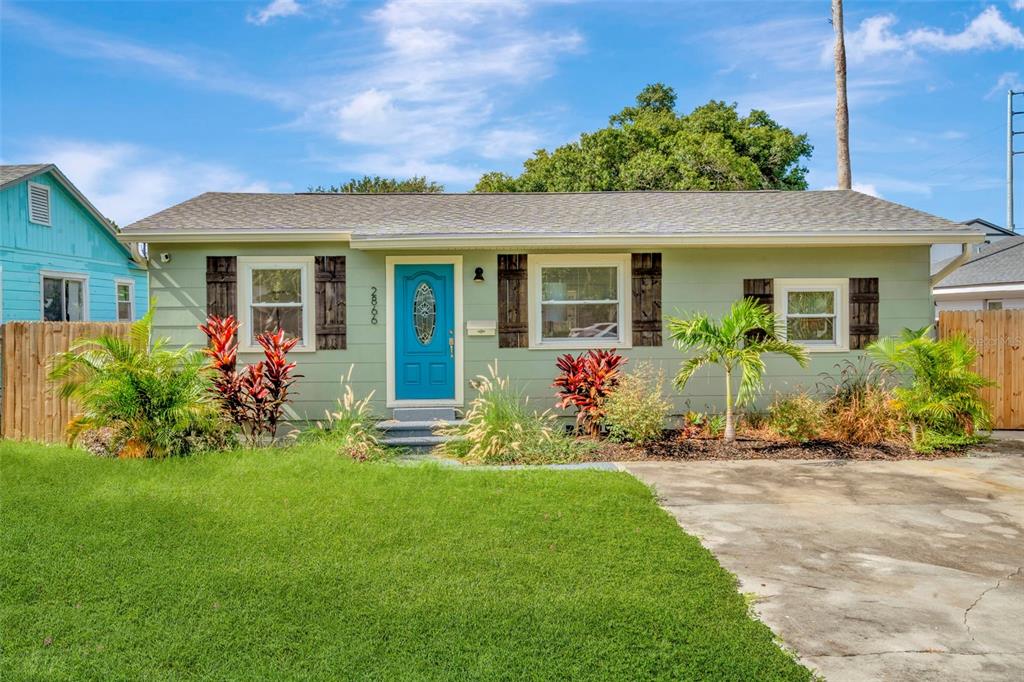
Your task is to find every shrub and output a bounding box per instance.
[50,310,222,458]
[824,384,903,445]
[601,364,671,444]
[684,411,727,439]
[668,298,808,442]
[447,363,590,465]
[868,327,993,449]
[553,349,626,435]
[303,367,388,462]
[200,316,302,446]
[767,393,824,442]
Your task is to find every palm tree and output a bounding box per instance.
[668,298,809,442]
[49,309,219,457]
[867,326,993,443]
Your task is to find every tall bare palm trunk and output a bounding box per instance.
[832,0,852,189]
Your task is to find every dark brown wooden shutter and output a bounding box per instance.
[849,277,879,350]
[206,256,237,319]
[743,278,773,340]
[497,254,528,348]
[743,278,774,309]
[631,253,662,346]
[315,256,346,350]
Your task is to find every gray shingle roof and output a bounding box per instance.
[935,237,1024,288]
[121,189,974,240]
[0,163,52,189]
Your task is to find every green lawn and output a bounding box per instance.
[1,442,810,681]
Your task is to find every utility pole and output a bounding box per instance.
[1010,90,1023,233]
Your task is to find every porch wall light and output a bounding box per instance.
[473,267,485,282]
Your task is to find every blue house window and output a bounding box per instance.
[42,274,87,321]
[116,281,135,321]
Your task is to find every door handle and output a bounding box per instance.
[449,331,455,358]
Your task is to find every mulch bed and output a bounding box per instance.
[589,433,962,462]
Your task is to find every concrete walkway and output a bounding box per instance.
[622,455,1024,681]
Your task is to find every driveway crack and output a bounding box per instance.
[963,566,1022,640]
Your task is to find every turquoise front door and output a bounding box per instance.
[394,263,455,401]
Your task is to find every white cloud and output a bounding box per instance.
[248,0,303,26]
[21,140,277,225]
[1014,0,1024,11]
[296,0,583,179]
[841,6,1024,64]
[988,71,1023,97]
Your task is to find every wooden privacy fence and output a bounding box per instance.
[938,310,1024,430]
[1,322,131,443]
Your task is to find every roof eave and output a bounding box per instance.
[349,231,985,250]
[117,229,354,244]
[120,229,983,248]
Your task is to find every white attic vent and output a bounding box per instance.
[28,182,51,226]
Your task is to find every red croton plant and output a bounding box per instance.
[553,349,626,436]
[199,315,300,445]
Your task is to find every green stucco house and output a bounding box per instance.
[119,190,981,420]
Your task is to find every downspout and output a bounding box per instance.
[127,242,149,269]
[930,242,971,286]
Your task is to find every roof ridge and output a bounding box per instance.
[965,236,1024,264]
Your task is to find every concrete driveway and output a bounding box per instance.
[622,455,1024,682]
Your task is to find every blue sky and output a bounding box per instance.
[2,0,1023,226]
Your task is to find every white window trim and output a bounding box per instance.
[237,256,315,353]
[985,299,1005,311]
[27,181,52,226]
[527,253,632,350]
[776,277,849,352]
[39,270,90,322]
[115,278,135,321]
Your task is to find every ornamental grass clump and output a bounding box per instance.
[600,363,671,445]
[445,363,587,465]
[304,366,387,462]
[818,359,903,445]
[50,310,225,458]
[867,326,993,451]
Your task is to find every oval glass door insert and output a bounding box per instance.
[413,281,436,345]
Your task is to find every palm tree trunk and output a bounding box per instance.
[832,0,852,190]
[724,366,736,442]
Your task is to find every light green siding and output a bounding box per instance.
[148,242,932,421]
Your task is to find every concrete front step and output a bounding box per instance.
[381,435,452,449]
[392,407,457,422]
[378,420,464,439]
[379,417,464,451]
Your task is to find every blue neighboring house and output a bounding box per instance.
[0,164,148,323]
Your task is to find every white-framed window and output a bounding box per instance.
[28,182,52,226]
[237,256,314,352]
[776,278,848,351]
[528,254,631,349]
[985,299,1004,311]
[115,279,135,321]
[40,272,88,321]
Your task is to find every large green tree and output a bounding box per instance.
[475,84,812,192]
[308,175,444,194]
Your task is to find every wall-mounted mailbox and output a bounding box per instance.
[466,320,496,337]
